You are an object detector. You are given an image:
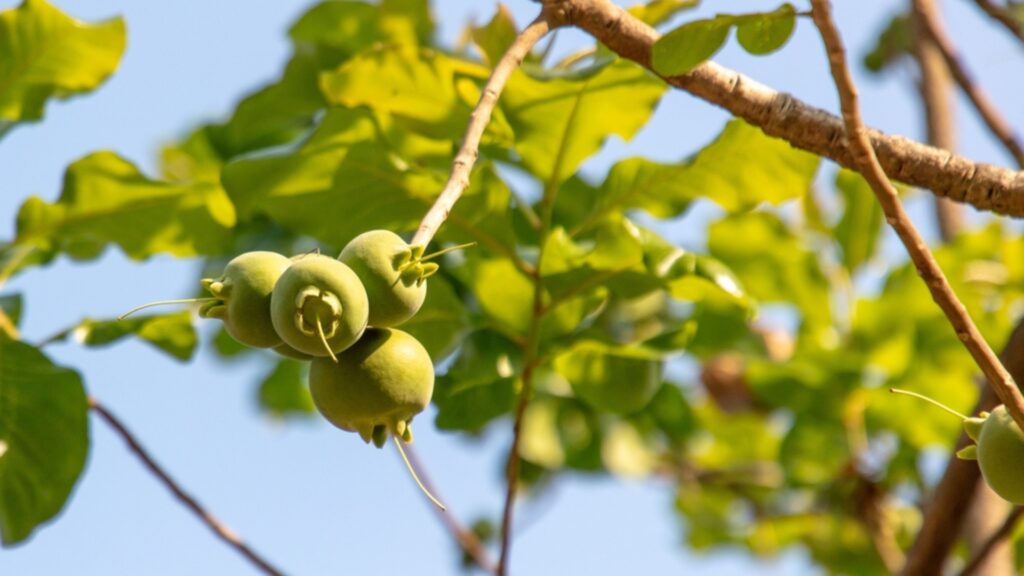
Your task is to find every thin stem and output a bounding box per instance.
[890,388,969,420]
[89,397,284,576]
[916,3,1024,167]
[809,0,1024,432]
[118,298,217,320]
[402,443,497,574]
[314,316,338,363]
[419,241,477,262]
[966,0,1024,44]
[959,506,1024,576]
[392,435,446,511]
[411,15,554,247]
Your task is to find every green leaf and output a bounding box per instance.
[734,4,797,56]
[434,330,519,432]
[833,169,883,273]
[628,0,701,26]
[502,59,665,187]
[288,1,380,53]
[780,416,849,485]
[258,360,315,418]
[10,152,236,276]
[400,273,467,360]
[470,4,518,66]
[0,294,22,327]
[652,15,733,76]
[553,340,664,415]
[863,13,912,73]
[46,312,197,362]
[0,0,125,126]
[463,256,534,336]
[0,338,89,545]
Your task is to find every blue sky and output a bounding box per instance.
[1,1,1022,574]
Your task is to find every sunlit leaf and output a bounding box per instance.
[0,338,88,545]
[434,330,519,432]
[553,340,664,415]
[629,0,700,26]
[10,152,236,276]
[258,360,315,418]
[44,312,197,362]
[734,4,797,56]
[833,169,883,273]
[0,0,125,126]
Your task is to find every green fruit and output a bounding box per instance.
[338,230,436,328]
[199,251,292,348]
[309,327,434,446]
[270,254,369,358]
[958,405,1024,504]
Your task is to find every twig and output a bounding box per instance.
[916,3,1024,167]
[546,0,1024,218]
[89,398,285,576]
[411,16,554,247]
[967,0,1024,44]
[959,507,1024,576]
[808,0,1024,430]
[402,443,498,574]
[497,358,541,576]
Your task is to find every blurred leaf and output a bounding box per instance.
[863,12,911,73]
[400,273,467,360]
[211,325,251,359]
[470,4,518,66]
[628,0,700,26]
[602,420,657,477]
[47,312,197,362]
[10,152,236,277]
[0,0,125,126]
[0,295,22,327]
[288,1,380,52]
[258,360,315,418]
[710,211,831,331]
[553,340,664,415]
[502,59,665,187]
[652,4,796,75]
[833,169,883,273]
[0,338,88,545]
[434,330,519,432]
[463,255,534,335]
[780,416,850,485]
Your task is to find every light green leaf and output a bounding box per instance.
[433,330,519,432]
[502,59,665,187]
[735,4,797,56]
[628,0,701,26]
[779,416,849,485]
[833,169,883,273]
[553,340,664,415]
[11,152,236,275]
[652,15,733,76]
[288,1,380,53]
[45,312,198,362]
[863,13,912,73]
[470,4,518,66]
[464,256,534,336]
[0,0,125,125]
[258,360,315,418]
[0,338,88,545]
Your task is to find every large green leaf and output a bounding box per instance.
[257,360,315,419]
[553,340,664,415]
[0,0,125,127]
[8,152,236,276]
[0,338,89,545]
[501,59,665,188]
[42,312,197,362]
[433,330,519,432]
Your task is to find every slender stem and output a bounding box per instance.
[808,0,1024,432]
[916,3,1024,167]
[314,316,338,363]
[392,435,446,511]
[401,443,498,574]
[959,507,1024,576]
[118,298,216,320]
[89,397,284,576]
[890,388,969,420]
[411,16,554,247]
[549,0,1024,217]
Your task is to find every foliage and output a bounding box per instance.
[2,1,1023,574]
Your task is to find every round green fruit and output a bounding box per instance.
[270,254,369,358]
[309,327,434,446]
[338,230,434,328]
[961,406,1024,504]
[199,251,292,348]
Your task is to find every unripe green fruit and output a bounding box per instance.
[270,254,369,358]
[958,405,1024,504]
[309,328,434,447]
[338,230,436,328]
[199,251,292,348]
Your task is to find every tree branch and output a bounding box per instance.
[90,398,285,576]
[411,15,553,247]
[904,320,1024,575]
[916,2,1024,167]
[547,0,1024,218]
[808,0,1024,427]
[959,507,1024,576]
[966,0,1024,44]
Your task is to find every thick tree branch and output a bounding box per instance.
[967,0,1024,44]
[916,2,1024,168]
[90,398,284,576]
[959,507,1024,576]
[412,15,553,247]
[546,0,1024,218]
[904,321,1024,575]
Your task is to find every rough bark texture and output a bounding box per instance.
[547,0,1024,218]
